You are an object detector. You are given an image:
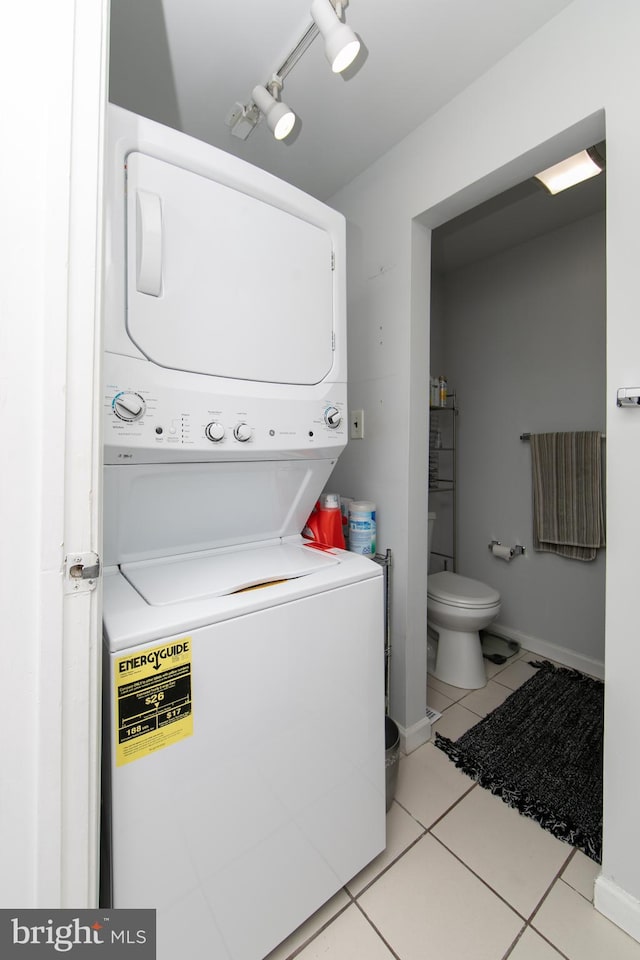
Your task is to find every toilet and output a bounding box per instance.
[427,514,501,689]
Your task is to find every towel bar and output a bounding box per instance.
[520,432,605,441]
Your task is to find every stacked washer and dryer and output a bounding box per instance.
[100,106,385,959]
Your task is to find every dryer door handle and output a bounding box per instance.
[136,189,163,297]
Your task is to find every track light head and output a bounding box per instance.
[252,82,296,141]
[227,2,363,143]
[310,0,361,73]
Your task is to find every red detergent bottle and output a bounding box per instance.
[303,493,345,549]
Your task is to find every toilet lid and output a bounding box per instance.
[427,571,500,609]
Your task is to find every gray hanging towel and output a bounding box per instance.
[530,431,605,561]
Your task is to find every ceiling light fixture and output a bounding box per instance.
[252,77,296,141]
[310,0,361,74]
[535,147,605,195]
[226,0,361,143]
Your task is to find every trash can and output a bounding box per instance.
[385,715,400,811]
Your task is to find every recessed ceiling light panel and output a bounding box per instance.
[535,148,604,195]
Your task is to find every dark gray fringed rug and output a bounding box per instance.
[435,661,604,862]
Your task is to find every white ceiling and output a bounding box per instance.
[109,0,576,202]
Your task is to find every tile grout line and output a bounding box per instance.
[277,899,354,960]
[527,848,577,928]
[500,926,529,960]
[392,771,478,835]
[349,829,427,901]
[430,695,486,720]
[427,790,579,933]
[557,874,597,905]
[527,926,573,960]
[500,923,572,960]
[500,845,577,960]
[353,899,404,960]
[428,831,530,925]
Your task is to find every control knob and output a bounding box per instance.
[205,421,225,442]
[324,406,342,429]
[233,422,253,442]
[113,392,146,422]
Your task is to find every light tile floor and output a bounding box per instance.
[266,649,640,960]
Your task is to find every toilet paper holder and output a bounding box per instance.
[488,540,525,557]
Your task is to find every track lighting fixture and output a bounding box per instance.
[252,78,296,141]
[226,0,361,143]
[310,0,360,73]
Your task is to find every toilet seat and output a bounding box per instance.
[427,571,500,610]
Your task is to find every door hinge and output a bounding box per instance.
[64,552,101,594]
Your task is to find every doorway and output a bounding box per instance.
[428,150,607,675]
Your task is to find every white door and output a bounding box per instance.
[0,0,108,907]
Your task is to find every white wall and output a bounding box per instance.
[329,0,640,938]
[434,210,606,671]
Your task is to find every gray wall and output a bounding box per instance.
[431,209,606,666]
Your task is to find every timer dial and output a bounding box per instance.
[113,392,146,422]
[324,406,342,429]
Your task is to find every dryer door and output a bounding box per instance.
[125,152,335,385]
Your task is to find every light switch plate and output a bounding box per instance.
[350,409,364,439]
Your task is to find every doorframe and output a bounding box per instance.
[415,106,608,859]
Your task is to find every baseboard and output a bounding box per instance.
[397,715,431,755]
[489,622,604,680]
[594,874,640,944]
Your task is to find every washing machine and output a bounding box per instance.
[100,106,385,960]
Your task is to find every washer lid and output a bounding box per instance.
[120,540,341,606]
[427,571,500,608]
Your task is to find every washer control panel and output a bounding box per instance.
[104,359,346,463]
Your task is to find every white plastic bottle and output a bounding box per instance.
[348,501,376,556]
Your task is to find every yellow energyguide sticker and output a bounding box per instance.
[114,637,193,766]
